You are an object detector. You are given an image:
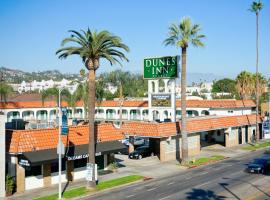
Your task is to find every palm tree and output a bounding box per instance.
[249,1,264,141]
[236,71,254,100]
[56,29,129,188]
[164,17,205,163]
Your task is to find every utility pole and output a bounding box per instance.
[0,71,3,102]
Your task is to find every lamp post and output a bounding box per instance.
[58,88,63,200]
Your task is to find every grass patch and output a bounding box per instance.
[96,175,143,190]
[242,141,270,151]
[34,175,144,200]
[184,155,225,167]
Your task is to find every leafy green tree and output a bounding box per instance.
[249,0,264,141]
[164,17,205,162]
[0,82,13,102]
[56,29,129,188]
[212,78,236,94]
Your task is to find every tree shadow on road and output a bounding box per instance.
[186,188,226,200]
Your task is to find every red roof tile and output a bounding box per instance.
[7,123,124,153]
[0,99,255,109]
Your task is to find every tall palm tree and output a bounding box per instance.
[56,29,129,188]
[249,1,263,141]
[236,71,254,100]
[164,17,205,162]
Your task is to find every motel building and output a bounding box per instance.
[5,123,125,193]
[0,93,256,124]
[4,112,262,193]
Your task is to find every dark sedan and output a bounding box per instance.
[247,157,270,174]
[128,146,154,160]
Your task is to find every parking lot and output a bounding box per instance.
[114,153,184,178]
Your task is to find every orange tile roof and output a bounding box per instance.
[6,114,261,153]
[7,123,124,153]
[0,99,255,109]
[121,114,261,137]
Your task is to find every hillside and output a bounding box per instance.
[0,67,82,83]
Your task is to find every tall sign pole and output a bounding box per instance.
[144,56,179,122]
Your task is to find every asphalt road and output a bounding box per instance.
[84,150,270,200]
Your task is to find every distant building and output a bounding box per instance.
[17,79,79,94]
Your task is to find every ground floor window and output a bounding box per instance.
[51,159,66,173]
[74,158,87,168]
[25,165,42,177]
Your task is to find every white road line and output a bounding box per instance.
[196,181,211,188]
[185,176,192,180]
[126,194,135,198]
[159,195,172,200]
[198,171,208,176]
[167,182,175,185]
[147,187,157,191]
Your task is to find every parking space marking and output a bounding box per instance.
[167,182,175,185]
[126,194,135,198]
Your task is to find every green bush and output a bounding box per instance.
[6,175,14,194]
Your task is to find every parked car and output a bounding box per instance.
[122,137,145,146]
[128,146,154,160]
[247,157,270,174]
[133,137,145,146]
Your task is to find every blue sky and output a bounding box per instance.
[0,0,269,78]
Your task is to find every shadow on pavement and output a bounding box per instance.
[186,188,226,200]
[222,177,270,198]
[219,183,241,200]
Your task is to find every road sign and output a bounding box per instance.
[144,56,178,79]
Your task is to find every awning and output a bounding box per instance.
[20,141,126,166]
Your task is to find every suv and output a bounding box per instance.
[128,146,154,160]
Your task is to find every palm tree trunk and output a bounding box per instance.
[87,68,96,188]
[255,12,259,141]
[181,47,189,162]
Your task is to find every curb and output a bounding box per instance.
[187,157,229,169]
[71,177,151,200]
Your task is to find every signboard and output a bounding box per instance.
[85,163,98,181]
[19,159,30,167]
[86,163,94,181]
[151,94,171,107]
[144,56,178,79]
[67,152,102,161]
[61,107,69,135]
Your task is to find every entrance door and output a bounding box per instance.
[245,125,248,143]
[238,127,242,144]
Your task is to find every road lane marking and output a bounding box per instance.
[198,171,208,176]
[167,182,175,185]
[196,181,211,188]
[159,195,172,200]
[147,187,157,191]
[126,194,135,198]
